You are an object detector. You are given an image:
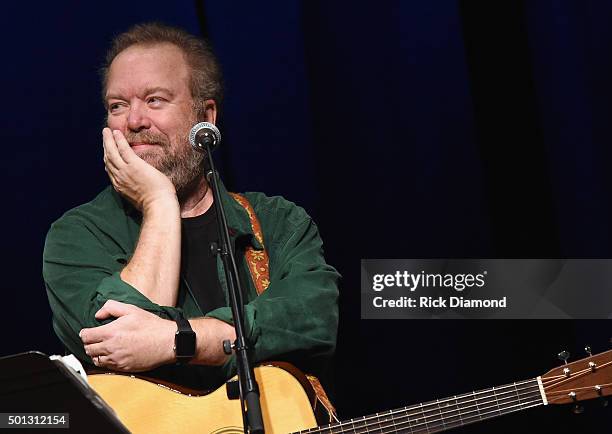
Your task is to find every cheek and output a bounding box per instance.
[144,113,173,133]
[106,115,125,131]
[158,119,189,140]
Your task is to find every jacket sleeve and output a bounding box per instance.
[205,216,340,377]
[42,214,182,361]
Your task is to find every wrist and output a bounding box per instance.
[163,319,178,365]
[142,193,179,216]
[191,318,235,366]
[173,314,196,364]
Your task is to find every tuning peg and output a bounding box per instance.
[569,392,584,414]
[558,350,571,376]
[558,350,570,364]
[595,386,609,408]
[584,345,592,356]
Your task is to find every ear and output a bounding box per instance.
[202,99,217,125]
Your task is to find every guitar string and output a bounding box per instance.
[299,381,541,433]
[541,359,611,383]
[545,381,612,404]
[306,398,544,434]
[316,373,610,434]
[341,396,544,434]
[300,383,543,434]
[301,358,610,433]
[541,360,612,391]
[339,380,541,429]
[541,374,565,382]
[529,359,612,407]
[315,399,543,434]
[349,400,544,434]
[538,360,611,406]
[540,375,582,394]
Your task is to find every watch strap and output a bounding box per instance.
[174,312,196,363]
[175,313,192,333]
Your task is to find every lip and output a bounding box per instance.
[129,142,157,150]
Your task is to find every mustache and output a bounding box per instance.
[123,131,168,146]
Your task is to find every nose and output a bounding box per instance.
[126,101,151,132]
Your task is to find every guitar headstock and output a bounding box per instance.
[540,348,611,406]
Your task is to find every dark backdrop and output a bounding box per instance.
[1,1,610,432]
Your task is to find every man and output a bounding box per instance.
[43,22,339,389]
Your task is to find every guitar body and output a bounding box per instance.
[88,364,318,433]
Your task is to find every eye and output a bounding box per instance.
[147,96,165,106]
[108,102,124,114]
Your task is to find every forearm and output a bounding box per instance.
[188,317,236,366]
[120,198,182,306]
[89,315,236,369]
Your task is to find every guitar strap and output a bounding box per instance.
[230,193,338,422]
[229,193,271,295]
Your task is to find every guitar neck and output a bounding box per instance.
[298,377,546,434]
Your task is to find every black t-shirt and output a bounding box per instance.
[181,203,225,314]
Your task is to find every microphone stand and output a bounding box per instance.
[204,143,265,434]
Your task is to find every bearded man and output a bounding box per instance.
[42,23,339,389]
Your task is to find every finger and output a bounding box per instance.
[103,127,125,166]
[97,355,116,368]
[94,305,114,320]
[102,128,126,166]
[79,325,110,345]
[102,161,120,189]
[103,153,121,174]
[91,354,114,368]
[103,146,122,178]
[112,130,139,164]
[84,341,108,358]
[107,171,121,192]
[95,300,137,319]
[102,141,110,171]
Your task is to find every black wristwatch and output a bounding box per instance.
[174,313,196,364]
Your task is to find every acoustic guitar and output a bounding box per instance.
[88,349,611,433]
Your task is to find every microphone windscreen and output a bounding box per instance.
[189,122,221,152]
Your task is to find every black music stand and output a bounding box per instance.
[0,351,128,433]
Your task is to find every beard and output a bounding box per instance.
[123,113,205,195]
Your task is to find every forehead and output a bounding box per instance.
[106,43,191,98]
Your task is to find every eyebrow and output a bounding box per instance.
[143,86,175,98]
[105,86,175,102]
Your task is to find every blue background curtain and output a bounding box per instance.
[2,1,610,431]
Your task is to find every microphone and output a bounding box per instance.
[189,122,221,152]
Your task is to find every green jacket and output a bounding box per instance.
[43,184,339,388]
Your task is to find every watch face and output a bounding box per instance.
[175,330,196,357]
